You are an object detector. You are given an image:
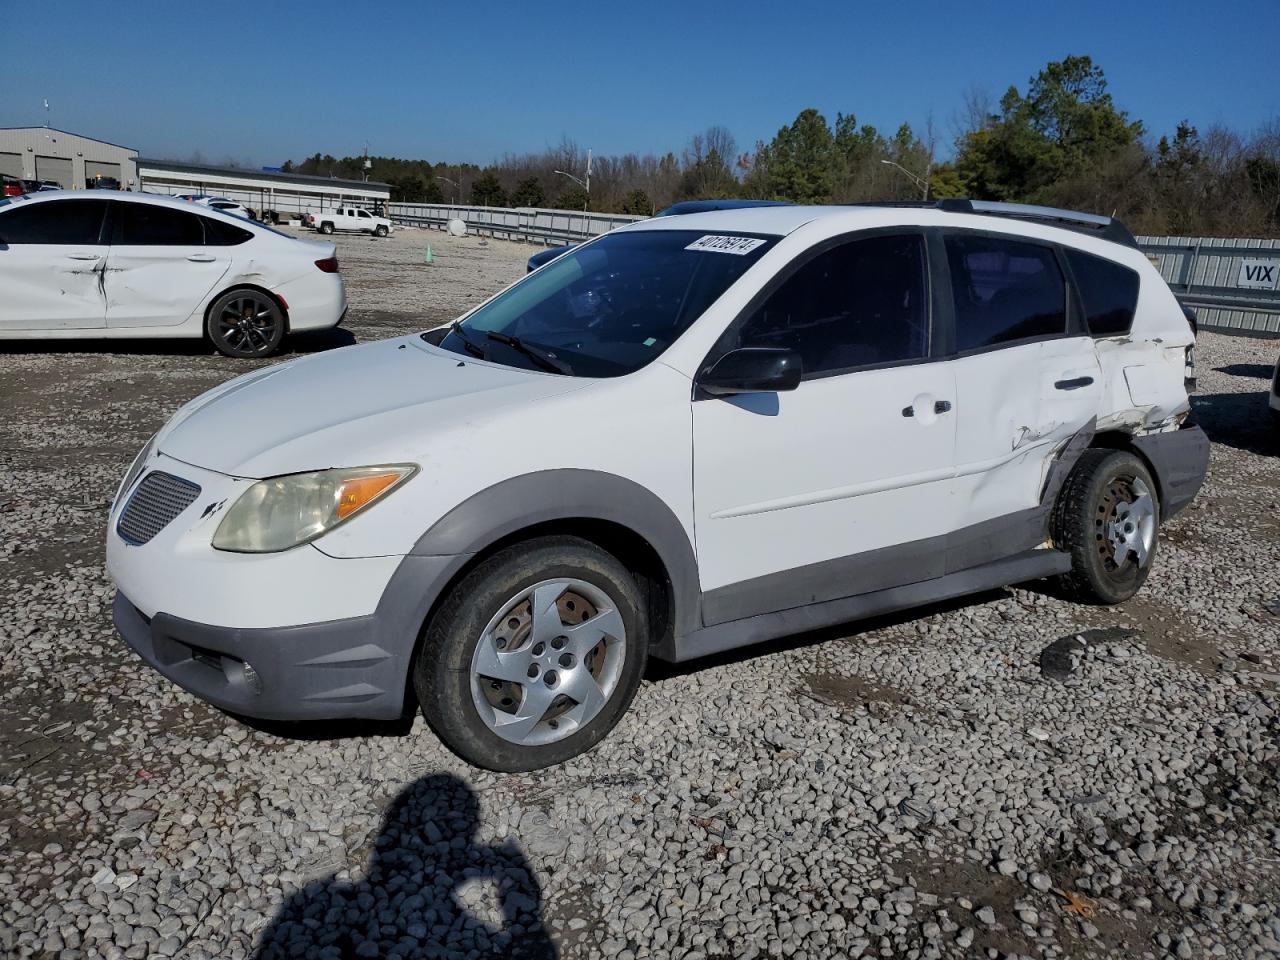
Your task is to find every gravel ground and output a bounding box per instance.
[2,226,1279,960]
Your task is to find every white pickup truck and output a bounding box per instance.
[306,206,393,237]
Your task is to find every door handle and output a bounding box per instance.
[66,253,101,261]
[187,254,217,262]
[1054,376,1094,391]
[903,400,954,417]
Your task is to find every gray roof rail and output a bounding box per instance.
[933,198,1137,248]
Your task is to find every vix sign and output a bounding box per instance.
[1238,258,1280,290]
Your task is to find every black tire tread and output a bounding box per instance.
[1051,447,1157,605]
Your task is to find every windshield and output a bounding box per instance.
[434,229,775,377]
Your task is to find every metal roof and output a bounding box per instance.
[138,157,390,190]
[0,126,138,153]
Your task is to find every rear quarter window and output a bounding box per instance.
[1065,248,1140,337]
[202,216,253,246]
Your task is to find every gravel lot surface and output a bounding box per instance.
[2,225,1279,960]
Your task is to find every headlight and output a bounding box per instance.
[114,433,156,508]
[212,464,416,553]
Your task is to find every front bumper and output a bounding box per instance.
[114,591,406,720]
[107,452,467,721]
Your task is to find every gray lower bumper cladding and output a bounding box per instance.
[113,592,409,721]
[1133,423,1210,521]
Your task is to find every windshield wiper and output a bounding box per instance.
[449,321,487,359]
[486,332,573,375]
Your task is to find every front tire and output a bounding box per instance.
[1052,449,1160,604]
[414,536,647,771]
[206,289,285,358]
[375,224,389,238]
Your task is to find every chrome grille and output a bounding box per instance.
[116,471,202,545]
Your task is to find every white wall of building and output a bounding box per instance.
[138,162,390,218]
[0,127,137,188]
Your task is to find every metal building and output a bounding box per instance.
[0,127,138,188]
[137,159,391,219]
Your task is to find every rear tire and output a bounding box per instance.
[319,222,334,235]
[206,288,285,359]
[414,536,647,771]
[1051,448,1159,604]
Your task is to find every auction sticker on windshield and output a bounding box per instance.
[685,235,767,255]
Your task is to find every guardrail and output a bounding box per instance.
[1136,236,1280,337]
[389,203,1280,338]
[388,203,642,247]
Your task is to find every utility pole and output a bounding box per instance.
[43,98,50,128]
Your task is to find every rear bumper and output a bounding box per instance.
[1133,423,1210,521]
[278,271,346,332]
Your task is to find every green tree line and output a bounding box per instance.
[282,56,1280,237]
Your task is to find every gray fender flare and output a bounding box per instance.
[375,470,701,662]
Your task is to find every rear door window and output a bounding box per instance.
[1065,248,1140,337]
[945,233,1067,351]
[114,203,205,245]
[0,199,108,243]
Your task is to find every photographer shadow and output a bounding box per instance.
[254,773,557,960]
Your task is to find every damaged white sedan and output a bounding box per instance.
[0,191,345,357]
[107,200,1207,770]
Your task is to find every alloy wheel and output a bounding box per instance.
[215,293,280,357]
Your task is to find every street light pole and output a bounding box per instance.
[435,176,458,206]
[554,149,592,211]
[880,159,931,201]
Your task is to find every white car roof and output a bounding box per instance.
[1,189,258,228]
[620,204,825,237]
[7,189,202,210]
[618,202,1148,268]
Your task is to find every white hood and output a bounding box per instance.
[158,336,588,477]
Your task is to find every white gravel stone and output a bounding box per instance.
[2,247,1278,959]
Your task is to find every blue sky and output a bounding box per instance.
[3,0,1276,167]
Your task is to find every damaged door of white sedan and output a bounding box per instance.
[0,196,109,331]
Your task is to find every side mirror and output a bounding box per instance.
[698,347,802,396]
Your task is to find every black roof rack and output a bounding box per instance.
[853,198,1138,249]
